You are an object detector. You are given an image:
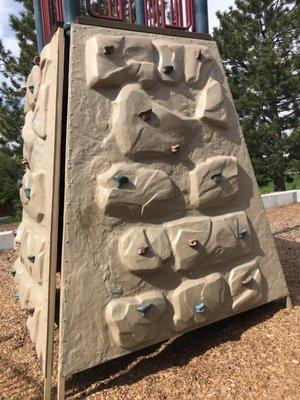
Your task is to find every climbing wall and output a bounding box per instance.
[13,29,64,375]
[58,24,288,378]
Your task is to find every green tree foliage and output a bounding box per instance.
[0,0,36,208]
[214,0,299,191]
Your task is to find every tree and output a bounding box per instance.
[213,0,299,191]
[0,0,36,211]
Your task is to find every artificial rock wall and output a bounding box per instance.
[58,24,288,378]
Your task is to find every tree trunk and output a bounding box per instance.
[274,176,286,192]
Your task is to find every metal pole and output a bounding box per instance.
[136,0,145,25]
[33,0,44,54]
[62,0,81,26]
[194,0,209,34]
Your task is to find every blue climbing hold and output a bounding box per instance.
[10,268,16,277]
[238,229,247,239]
[137,303,153,318]
[194,303,205,314]
[27,255,36,263]
[211,173,222,183]
[24,187,31,199]
[13,293,20,301]
[113,175,129,188]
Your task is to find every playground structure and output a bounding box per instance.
[13,1,289,399]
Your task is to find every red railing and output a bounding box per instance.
[40,0,64,44]
[86,0,195,30]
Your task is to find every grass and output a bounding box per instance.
[259,174,300,194]
[0,215,20,226]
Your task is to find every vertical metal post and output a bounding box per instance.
[136,0,145,25]
[194,0,209,34]
[62,0,81,26]
[33,0,44,53]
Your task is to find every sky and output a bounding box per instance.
[0,0,235,57]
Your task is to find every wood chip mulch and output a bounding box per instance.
[0,204,299,400]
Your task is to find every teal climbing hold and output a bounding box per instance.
[238,229,247,239]
[137,303,153,318]
[194,303,205,314]
[27,255,36,263]
[211,173,222,183]
[13,293,20,301]
[24,187,31,199]
[113,175,129,188]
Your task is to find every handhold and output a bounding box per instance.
[163,65,174,74]
[171,144,180,153]
[113,174,129,188]
[12,230,17,237]
[138,246,149,256]
[188,239,198,248]
[21,158,29,166]
[194,303,205,314]
[211,173,222,184]
[21,86,27,94]
[18,179,23,188]
[137,303,153,318]
[27,255,36,263]
[29,85,34,94]
[33,56,40,66]
[13,293,20,301]
[196,50,203,60]
[103,45,114,55]
[138,109,152,122]
[238,229,248,239]
[24,187,31,199]
[26,308,35,317]
[10,268,16,277]
[242,275,253,286]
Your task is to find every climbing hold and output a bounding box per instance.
[171,144,180,153]
[113,175,129,188]
[18,179,23,188]
[211,173,222,184]
[194,303,205,314]
[13,293,20,301]
[138,109,152,122]
[27,255,36,263]
[188,239,198,247]
[103,45,114,55]
[21,158,29,166]
[138,246,149,256]
[29,85,34,94]
[238,229,247,239]
[24,187,31,199]
[137,303,153,318]
[163,65,174,74]
[21,86,27,94]
[12,230,17,237]
[33,56,40,66]
[26,308,35,317]
[197,50,203,60]
[242,275,253,286]
[10,268,16,277]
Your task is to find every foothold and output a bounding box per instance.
[21,86,27,94]
[12,230,17,237]
[138,246,149,256]
[10,268,16,277]
[18,179,23,188]
[13,293,20,301]
[211,173,222,184]
[242,275,253,286]
[29,85,34,94]
[196,50,203,60]
[163,65,174,74]
[33,56,40,66]
[138,109,152,122]
[26,308,35,317]
[27,255,36,263]
[171,144,180,153]
[103,45,114,55]
[24,187,31,199]
[137,303,153,318]
[113,174,129,188]
[238,229,248,239]
[188,239,198,248]
[21,158,29,166]
[194,303,205,314]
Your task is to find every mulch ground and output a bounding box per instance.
[0,204,299,400]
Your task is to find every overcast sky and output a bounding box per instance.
[0,0,235,56]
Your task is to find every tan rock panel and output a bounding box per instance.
[97,163,176,219]
[184,44,213,86]
[154,40,184,84]
[20,171,46,224]
[189,155,239,209]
